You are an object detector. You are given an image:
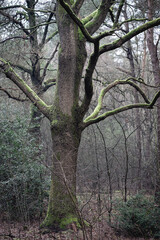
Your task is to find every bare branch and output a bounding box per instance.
[80,42,99,116]
[42,79,56,92]
[118,17,147,28]
[41,43,59,82]
[10,63,32,75]
[0,4,55,14]
[45,30,58,45]
[25,20,56,31]
[0,10,30,36]
[99,17,160,54]
[0,86,28,102]
[0,36,29,44]
[40,12,54,47]
[150,90,160,107]
[0,5,25,10]
[114,0,125,26]
[156,34,160,50]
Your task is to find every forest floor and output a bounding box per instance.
[0,220,155,240]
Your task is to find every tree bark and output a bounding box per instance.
[147,0,160,203]
[41,1,87,230]
[41,121,82,230]
[26,0,42,86]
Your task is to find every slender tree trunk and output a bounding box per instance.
[92,126,101,240]
[96,124,113,224]
[124,5,142,190]
[26,0,44,149]
[26,0,42,86]
[128,52,142,191]
[147,0,160,203]
[141,33,152,165]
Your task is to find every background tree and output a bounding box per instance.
[0,0,160,232]
[0,0,57,138]
[123,3,142,190]
[147,0,160,203]
[0,0,58,165]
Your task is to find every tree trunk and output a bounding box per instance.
[147,0,160,203]
[124,4,142,190]
[41,120,82,231]
[41,1,87,230]
[26,0,42,86]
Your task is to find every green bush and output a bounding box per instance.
[0,117,50,222]
[114,194,160,238]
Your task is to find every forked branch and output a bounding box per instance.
[58,0,113,42]
[100,17,160,54]
[83,78,160,128]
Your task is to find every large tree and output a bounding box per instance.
[0,0,160,231]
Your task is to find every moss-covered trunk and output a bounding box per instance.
[41,119,82,231]
[41,1,86,230]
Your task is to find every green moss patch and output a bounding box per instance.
[60,215,81,229]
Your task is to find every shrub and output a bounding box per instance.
[0,117,50,222]
[114,194,160,238]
